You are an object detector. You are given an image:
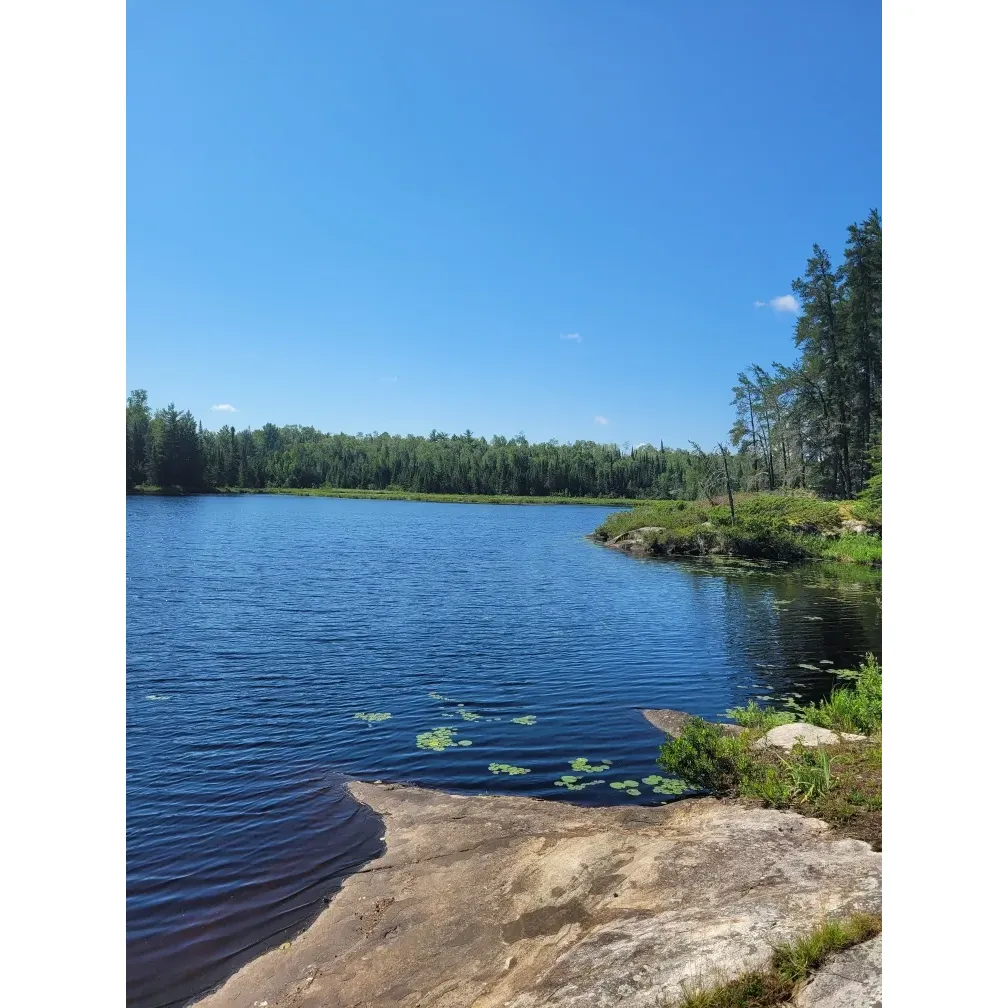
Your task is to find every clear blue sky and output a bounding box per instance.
[127,0,880,449]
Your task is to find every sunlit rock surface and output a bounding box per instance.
[196,782,880,1008]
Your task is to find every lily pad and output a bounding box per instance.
[553,775,604,791]
[511,715,537,726]
[570,757,612,774]
[642,774,688,795]
[798,663,820,671]
[416,726,472,751]
[489,763,530,775]
[352,712,392,723]
[609,780,640,790]
[459,710,483,722]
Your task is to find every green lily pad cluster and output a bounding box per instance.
[553,775,604,791]
[610,780,641,796]
[459,710,483,722]
[352,712,392,723]
[511,715,537,725]
[570,757,611,774]
[488,763,530,775]
[642,774,688,795]
[416,726,473,751]
[428,691,453,701]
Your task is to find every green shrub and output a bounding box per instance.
[657,717,754,795]
[802,654,882,734]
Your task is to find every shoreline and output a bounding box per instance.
[127,485,646,507]
[192,779,880,1008]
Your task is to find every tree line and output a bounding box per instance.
[730,210,881,497]
[127,210,880,501]
[126,395,746,500]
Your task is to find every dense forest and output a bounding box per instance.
[127,211,880,501]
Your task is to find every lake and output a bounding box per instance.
[126,494,881,1007]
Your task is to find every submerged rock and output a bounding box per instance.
[640,708,744,737]
[195,781,880,1008]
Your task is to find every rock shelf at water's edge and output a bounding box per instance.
[195,781,881,1008]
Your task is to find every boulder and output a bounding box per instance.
[755,722,866,749]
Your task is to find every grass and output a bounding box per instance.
[675,912,881,1008]
[129,484,647,507]
[658,655,882,848]
[802,654,882,735]
[593,491,881,567]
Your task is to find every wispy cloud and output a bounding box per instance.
[560,332,582,343]
[594,415,609,425]
[770,294,799,313]
[379,376,399,384]
[211,403,238,412]
[753,300,766,308]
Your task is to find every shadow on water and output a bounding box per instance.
[127,775,385,1008]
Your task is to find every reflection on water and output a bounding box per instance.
[127,496,880,1007]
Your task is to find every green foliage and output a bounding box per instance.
[416,726,473,751]
[594,491,880,567]
[641,774,688,795]
[570,757,611,773]
[658,718,754,795]
[802,654,882,734]
[488,763,530,775]
[553,775,604,791]
[609,780,641,796]
[352,712,392,724]
[677,911,881,1008]
[725,701,796,736]
[658,717,835,806]
[511,715,537,725]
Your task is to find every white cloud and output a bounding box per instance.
[211,403,238,412]
[769,294,799,313]
[594,415,609,425]
[560,332,582,343]
[753,300,766,308]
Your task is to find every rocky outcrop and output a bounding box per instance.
[755,723,866,749]
[794,935,882,1008]
[640,708,744,737]
[195,782,881,1008]
[606,527,667,554]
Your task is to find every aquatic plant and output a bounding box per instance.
[569,757,611,774]
[642,774,688,795]
[416,726,473,751]
[797,663,820,671]
[352,712,392,724]
[459,710,483,722]
[488,763,531,775]
[553,774,604,791]
[609,780,641,796]
[428,691,454,702]
[511,715,537,725]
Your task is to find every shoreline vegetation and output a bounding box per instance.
[656,653,883,850]
[592,489,881,568]
[127,484,647,507]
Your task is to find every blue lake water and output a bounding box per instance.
[126,494,881,1007]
